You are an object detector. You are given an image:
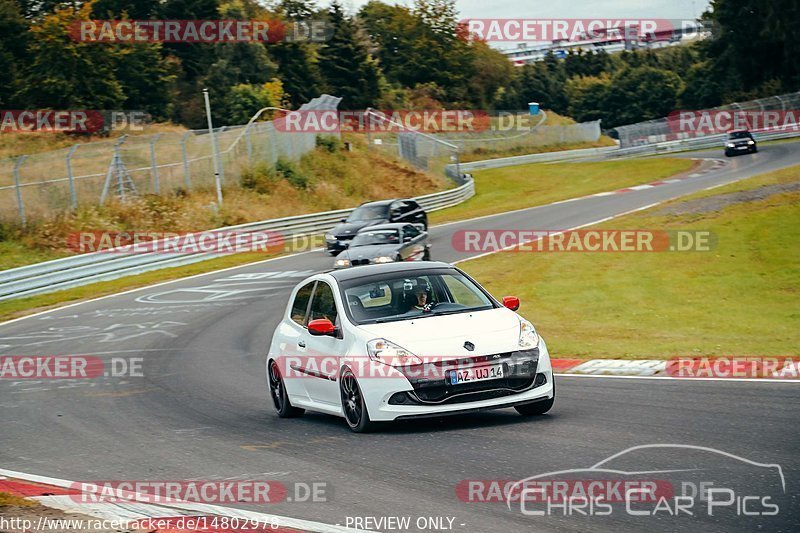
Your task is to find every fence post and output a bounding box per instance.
[245,124,253,164]
[149,133,162,194]
[181,131,192,190]
[66,145,80,209]
[218,126,227,185]
[13,155,27,227]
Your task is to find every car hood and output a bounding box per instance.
[356,308,521,359]
[339,244,399,260]
[330,220,383,238]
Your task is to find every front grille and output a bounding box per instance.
[392,349,539,405]
[352,258,370,265]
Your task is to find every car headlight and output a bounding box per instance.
[372,256,395,264]
[747,140,755,145]
[334,258,350,267]
[325,233,336,241]
[367,338,422,366]
[726,143,735,148]
[518,318,540,349]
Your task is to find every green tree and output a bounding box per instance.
[318,1,381,109]
[16,3,124,109]
[0,0,28,107]
[603,66,683,127]
[270,0,322,107]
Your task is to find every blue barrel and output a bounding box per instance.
[528,102,540,115]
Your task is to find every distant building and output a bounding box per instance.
[499,22,709,66]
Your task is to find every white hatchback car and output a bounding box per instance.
[266,262,554,432]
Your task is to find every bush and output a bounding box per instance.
[240,162,280,194]
[275,158,309,189]
[316,135,342,153]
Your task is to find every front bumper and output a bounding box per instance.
[357,339,554,422]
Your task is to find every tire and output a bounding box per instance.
[752,146,758,153]
[423,247,431,261]
[268,360,304,418]
[340,368,375,432]
[421,219,429,231]
[515,380,555,416]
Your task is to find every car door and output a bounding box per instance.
[282,281,315,401]
[301,281,343,406]
[400,224,427,261]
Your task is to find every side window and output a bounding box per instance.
[389,202,402,220]
[403,225,420,240]
[405,200,420,214]
[290,282,315,325]
[308,282,339,325]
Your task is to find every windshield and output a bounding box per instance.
[341,270,496,324]
[350,229,400,247]
[347,205,388,222]
[728,131,752,140]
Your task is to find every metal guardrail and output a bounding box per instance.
[0,179,475,301]
[607,127,800,159]
[448,123,800,172]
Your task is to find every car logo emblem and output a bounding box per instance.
[464,341,475,351]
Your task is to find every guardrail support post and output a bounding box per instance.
[181,132,192,190]
[13,155,27,227]
[66,145,79,209]
[149,133,162,194]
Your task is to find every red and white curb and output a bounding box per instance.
[0,470,369,533]
[552,358,799,381]
[550,158,729,206]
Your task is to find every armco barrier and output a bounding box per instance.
[0,179,475,301]
[446,123,800,173]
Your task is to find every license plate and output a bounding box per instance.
[448,364,504,385]
[737,146,748,150]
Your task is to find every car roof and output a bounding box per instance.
[356,223,407,232]
[358,199,397,207]
[327,261,453,282]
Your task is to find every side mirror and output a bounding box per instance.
[308,318,336,336]
[340,218,347,223]
[502,296,520,311]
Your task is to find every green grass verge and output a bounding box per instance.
[430,157,696,224]
[458,165,800,359]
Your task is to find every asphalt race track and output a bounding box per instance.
[1,142,799,532]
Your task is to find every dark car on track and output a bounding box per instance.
[724,130,758,156]
[333,223,431,268]
[325,199,428,255]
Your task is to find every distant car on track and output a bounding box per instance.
[333,223,431,268]
[325,199,428,255]
[266,262,554,432]
[724,130,757,156]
